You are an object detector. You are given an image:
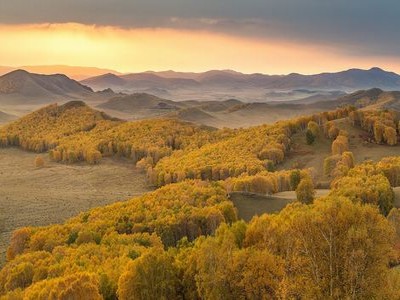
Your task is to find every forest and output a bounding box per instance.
[0,101,400,299]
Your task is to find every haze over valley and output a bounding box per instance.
[1,67,400,128]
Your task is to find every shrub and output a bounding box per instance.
[34,156,44,168]
[306,129,315,145]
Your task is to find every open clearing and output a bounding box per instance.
[231,189,330,221]
[232,188,399,222]
[230,193,295,222]
[0,148,151,264]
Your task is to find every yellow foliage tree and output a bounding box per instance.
[118,250,180,300]
[296,177,315,204]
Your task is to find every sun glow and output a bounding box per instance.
[0,23,399,74]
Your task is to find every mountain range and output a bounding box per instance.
[82,67,400,92]
[0,68,400,128]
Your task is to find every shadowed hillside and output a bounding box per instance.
[0,70,94,104]
[0,70,119,107]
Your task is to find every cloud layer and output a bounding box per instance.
[1,0,399,57]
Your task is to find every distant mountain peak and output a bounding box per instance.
[369,67,384,72]
[8,69,30,74]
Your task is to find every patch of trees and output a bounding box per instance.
[1,192,397,299]
[0,102,225,166]
[377,156,400,187]
[1,180,236,298]
[0,103,354,185]
[349,110,399,145]
[225,169,312,196]
[330,160,395,215]
[323,121,340,139]
[150,107,354,187]
[323,130,354,178]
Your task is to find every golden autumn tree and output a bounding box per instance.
[6,227,31,261]
[118,250,181,300]
[296,177,315,204]
[192,223,284,299]
[307,121,320,137]
[384,126,398,146]
[373,121,385,144]
[331,163,394,215]
[286,197,395,299]
[23,272,102,300]
[331,134,349,155]
[244,197,395,299]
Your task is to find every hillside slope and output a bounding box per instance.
[98,93,183,112]
[332,88,400,110]
[0,70,94,105]
[0,101,219,164]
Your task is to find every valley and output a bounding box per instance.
[0,67,400,299]
[2,0,400,297]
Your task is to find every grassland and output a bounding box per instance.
[232,187,399,222]
[230,189,330,221]
[230,193,294,222]
[0,148,151,264]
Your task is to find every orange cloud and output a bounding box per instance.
[0,23,399,74]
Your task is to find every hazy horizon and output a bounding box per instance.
[1,0,400,74]
[0,63,397,78]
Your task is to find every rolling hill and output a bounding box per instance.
[98,93,182,112]
[0,70,94,105]
[82,72,200,92]
[94,88,400,128]
[335,88,400,110]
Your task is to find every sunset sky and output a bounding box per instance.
[1,0,399,75]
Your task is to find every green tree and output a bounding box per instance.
[290,169,301,190]
[306,129,315,145]
[296,177,315,204]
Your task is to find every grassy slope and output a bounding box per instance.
[278,118,400,186]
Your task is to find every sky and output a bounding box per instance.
[0,0,399,74]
